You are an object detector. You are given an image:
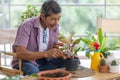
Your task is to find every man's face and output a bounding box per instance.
[41,13,61,29]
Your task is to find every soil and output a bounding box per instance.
[41,72,67,78]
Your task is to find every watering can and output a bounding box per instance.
[90,51,104,71]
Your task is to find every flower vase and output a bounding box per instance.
[90,52,104,71]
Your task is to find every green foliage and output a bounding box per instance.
[100,58,106,66]
[111,60,117,66]
[31,73,38,77]
[0,50,6,54]
[58,34,65,40]
[74,47,81,55]
[81,28,120,56]
[58,32,81,57]
[73,38,81,44]
[99,37,108,53]
[81,38,91,44]
[98,28,103,46]
[15,5,39,27]
[86,53,90,58]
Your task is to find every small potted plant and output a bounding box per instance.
[58,32,81,71]
[99,58,108,73]
[109,60,119,73]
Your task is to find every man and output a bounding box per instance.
[12,0,65,75]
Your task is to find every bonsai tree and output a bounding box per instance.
[99,58,108,73]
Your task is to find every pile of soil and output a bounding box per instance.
[41,72,67,78]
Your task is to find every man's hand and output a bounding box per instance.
[44,48,63,58]
[52,43,64,49]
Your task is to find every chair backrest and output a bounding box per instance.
[0,29,23,76]
[0,29,16,44]
[97,17,120,33]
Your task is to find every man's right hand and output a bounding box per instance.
[44,48,63,58]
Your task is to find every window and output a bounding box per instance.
[0,0,120,46]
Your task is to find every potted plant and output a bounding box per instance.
[81,28,109,58]
[99,58,108,73]
[58,32,81,71]
[109,60,119,73]
[81,28,109,71]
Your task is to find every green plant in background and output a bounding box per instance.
[15,5,39,27]
[111,60,117,66]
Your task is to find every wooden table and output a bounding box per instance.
[21,71,120,80]
[0,59,120,80]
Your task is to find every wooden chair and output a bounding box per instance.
[0,29,23,76]
[97,17,120,35]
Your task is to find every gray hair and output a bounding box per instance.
[41,0,62,17]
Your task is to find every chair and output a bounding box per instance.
[97,17,120,35]
[0,29,23,76]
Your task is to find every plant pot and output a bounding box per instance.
[98,65,108,73]
[109,65,119,73]
[38,69,72,80]
[65,58,79,71]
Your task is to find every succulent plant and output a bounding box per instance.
[111,60,117,66]
[100,58,106,66]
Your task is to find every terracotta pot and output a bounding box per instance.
[38,69,72,80]
[98,65,108,73]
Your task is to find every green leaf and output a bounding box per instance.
[91,36,97,41]
[58,34,65,40]
[98,28,103,46]
[74,47,81,55]
[100,37,107,52]
[86,53,90,58]
[0,50,6,54]
[31,74,38,77]
[81,38,91,44]
[73,38,81,44]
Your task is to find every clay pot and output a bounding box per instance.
[38,69,72,80]
[98,65,108,73]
